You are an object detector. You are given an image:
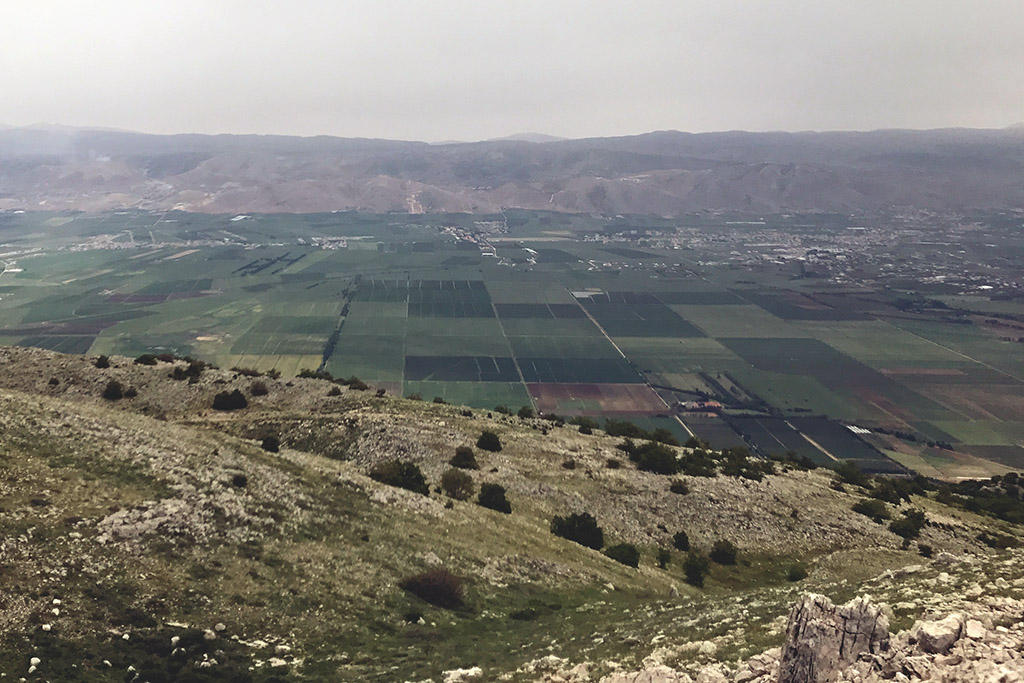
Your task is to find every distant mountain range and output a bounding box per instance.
[2,125,1023,215]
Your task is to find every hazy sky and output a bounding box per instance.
[2,1,1022,141]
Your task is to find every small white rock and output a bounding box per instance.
[170,635,180,646]
[214,622,226,632]
[29,658,41,667]
[122,632,130,641]
[41,624,51,632]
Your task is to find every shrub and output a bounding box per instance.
[261,435,280,452]
[134,353,159,366]
[47,376,59,386]
[679,450,718,477]
[657,548,671,569]
[441,468,475,501]
[834,461,870,488]
[400,568,464,609]
[672,531,690,552]
[605,543,640,568]
[578,424,593,435]
[406,393,422,401]
[249,381,269,396]
[561,459,576,470]
[631,442,680,475]
[476,431,502,452]
[231,473,248,488]
[328,386,342,396]
[450,446,479,470]
[889,509,926,541]
[345,376,369,391]
[212,389,248,411]
[156,353,175,363]
[433,396,447,404]
[477,483,511,514]
[918,543,934,558]
[369,460,429,495]
[517,406,534,419]
[605,458,621,469]
[494,405,511,415]
[683,552,710,587]
[669,479,689,495]
[101,380,124,400]
[123,386,137,398]
[95,355,111,369]
[978,531,1018,549]
[709,539,737,565]
[232,366,262,377]
[852,498,890,523]
[786,565,808,582]
[551,512,604,550]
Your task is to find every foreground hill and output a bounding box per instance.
[2,126,1024,214]
[0,346,1022,680]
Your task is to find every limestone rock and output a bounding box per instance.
[777,593,890,683]
[913,613,963,654]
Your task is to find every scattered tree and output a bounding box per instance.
[477,483,512,514]
[656,548,672,569]
[369,460,429,495]
[441,468,475,501]
[605,543,640,568]
[476,430,502,452]
[551,512,604,550]
[212,389,248,411]
[672,530,690,552]
[683,552,710,587]
[450,446,479,470]
[709,539,737,565]
[889,508,926,541]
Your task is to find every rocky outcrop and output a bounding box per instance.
[777,594,889,682]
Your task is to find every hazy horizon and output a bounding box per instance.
[3,1,1023,142]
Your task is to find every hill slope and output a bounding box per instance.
[0,346,1021,680]
[2,126,1023,214]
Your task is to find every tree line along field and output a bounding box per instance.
[1,209,1023,479]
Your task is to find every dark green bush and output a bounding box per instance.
[249,381,269,396]
[551,512,604,550]
[369,460,429,495]
[517,406,534,419]
[212,389,248,411]
[261,435,280,452]
[834,461,870,487]
[709,539,737,565]
[672,530,690,551]
[94,355,111,369]
[889,509,926,540]
[918,543,933,558]
[101,380,124,400]
[477,483,512,514]
[400,568,464,609]
[450,446,479,470]
[631,442,680,475]
[669,479,689,494]
[605,543,640,568]
[494,405,511,415]
[657,548,671,569]
[134,353,159,366]
[786,565,808,582]
[476,431,502,452]
[441,468,475,501]
[852,498,890,523]
[683,552,710,587]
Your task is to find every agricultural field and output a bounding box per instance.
[2,208,1023,478]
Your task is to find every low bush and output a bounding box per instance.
[450,446,479,470]
[369,460,429,495]
[212,389,248,411]
[231,366,262,377]
[400,568,464,609]
[709,539,737,565]
[657,548,671,569]
[249,381,269,396]
[134,353,159,366]
[441,468,475,501]
[672,530,690,551]
[889,509,926,541]
[786,564,808,582]
[477,483,511,514]
[101,380,124,401]
[918,543,934,558]
[683,552,710,587]
[852,498,890,523]
[834,461,870,488]
[551,512,604,550]
[605,543,640,568]
[476,430,502,452]
[261,435,280,452]
[631,441,680,475]
[605,458,621,469]
[978,531,1018,549]
[94,355,111,369]
[494,405,511,415]
[669,479,689,495]
[517,406,534,419]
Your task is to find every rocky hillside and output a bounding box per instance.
[0,345,1021,681]
[2,126,1024,214]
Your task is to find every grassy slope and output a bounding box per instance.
[0,346,1020,680]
